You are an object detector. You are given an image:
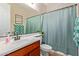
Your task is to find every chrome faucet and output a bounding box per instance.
[13,32,20,40]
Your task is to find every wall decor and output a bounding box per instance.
[15,14,23,24]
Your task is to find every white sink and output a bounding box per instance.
[0,33,41,56]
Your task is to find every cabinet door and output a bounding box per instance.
[6,41,40,56]
[29,47,40,56]
[6,47,29,56]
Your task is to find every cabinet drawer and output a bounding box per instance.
[29,47,40,56]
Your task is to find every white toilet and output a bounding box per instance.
[40,44,52,56]
[35,33,52,56]
[34,33,52,56]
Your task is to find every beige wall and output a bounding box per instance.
[10,3,40,32]
[77,4,79,17]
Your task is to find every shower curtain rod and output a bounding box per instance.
[26,4,77,19]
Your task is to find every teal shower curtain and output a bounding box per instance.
[26,15,42,34]
[42,5,77,55]
[25,5,77,55]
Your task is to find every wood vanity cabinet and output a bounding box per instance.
[6,40,40,56]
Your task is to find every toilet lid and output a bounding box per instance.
[41,44,52,52]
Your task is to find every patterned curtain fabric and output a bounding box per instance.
[73,17,79,47]
[14,24,24,35]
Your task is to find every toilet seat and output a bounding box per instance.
[41,44,52,52]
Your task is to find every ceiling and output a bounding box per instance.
[9,3,76,15]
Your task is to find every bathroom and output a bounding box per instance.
[0,3,79,56]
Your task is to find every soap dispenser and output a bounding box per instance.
[6,32,10,43]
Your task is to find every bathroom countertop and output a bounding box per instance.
[0,33,42,56]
